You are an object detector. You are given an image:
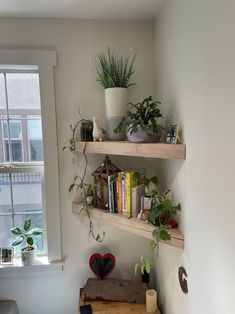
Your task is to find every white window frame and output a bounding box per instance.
[0,49,61,263]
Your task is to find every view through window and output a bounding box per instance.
[0,70,45,254]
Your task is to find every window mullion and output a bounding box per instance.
[9,173,15,227]
[3,73,13,163]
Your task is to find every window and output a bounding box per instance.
[0,71,46,254]
[0,49,61,263]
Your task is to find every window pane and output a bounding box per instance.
[0,216,14,247]
[12,172,42,212]
[14,214,45,253]
[0,74,6,110]
[27,118,43,161]
[30,140,43,161]
[27,119,42,140]
[4,141,22,162]
[0,174,11,214]
[6,73,41,110]
[3,120,22,139]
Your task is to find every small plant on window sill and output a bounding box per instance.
[11,217,44,266]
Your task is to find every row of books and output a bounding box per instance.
[108,171,145,218]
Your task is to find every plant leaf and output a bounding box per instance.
[24,217,31,231]
[11,227,23,235]
[12,236,24,246]
[159,229,171,241]
[150,240,157,250]
[27,237,34,246]
[26,228,44,236]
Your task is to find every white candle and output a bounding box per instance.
[146,289,157,313]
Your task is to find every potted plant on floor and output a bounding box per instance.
[135,255,153,284]
[94,47,136,140]
[114,96,164,143]
[11,217,44,266]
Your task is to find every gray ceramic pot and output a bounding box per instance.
[127,126,162,143]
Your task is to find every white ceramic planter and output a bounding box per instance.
[21,246,37,266]
[104,87,128,140]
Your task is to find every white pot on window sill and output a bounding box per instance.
[21,245,37,266]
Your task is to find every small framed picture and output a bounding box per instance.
[166,125,180,144]
[0,247,15,265]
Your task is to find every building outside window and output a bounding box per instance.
[0,71,45,254]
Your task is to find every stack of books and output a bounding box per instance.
[107,171,145,218]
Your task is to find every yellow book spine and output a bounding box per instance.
[126,172,134,218]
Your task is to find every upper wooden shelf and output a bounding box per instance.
[76,141,186,160]
[72,203,184,249]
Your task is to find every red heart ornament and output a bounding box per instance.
[89,253,115,280]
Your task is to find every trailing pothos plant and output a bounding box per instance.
[65,140,105,242]
[114,96,164,135]
[133,172,181,264]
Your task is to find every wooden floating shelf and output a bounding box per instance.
[76,141,186,160]
[72,203,184,249]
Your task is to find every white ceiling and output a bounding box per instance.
[0,0,162,19]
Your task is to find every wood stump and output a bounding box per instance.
[84,278,148,304]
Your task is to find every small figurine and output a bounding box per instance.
[137,209,143,220]
[92,117,106,142]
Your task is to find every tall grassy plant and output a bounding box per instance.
[94,48,136,89]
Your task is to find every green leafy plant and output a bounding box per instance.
[114,96,164,135]
[134,173,181,267]
[133,172,158,188]
[94,48,136,89]
[11,217,43,250]
[150,189,181,226]
[135,255,153,275]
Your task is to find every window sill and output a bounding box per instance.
[0,256,64,277]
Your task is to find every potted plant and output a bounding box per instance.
[11,217,43,266]
[94,48,136,140]
[114,96,164,143]
[150,189,181,227]
[135,255,153,284]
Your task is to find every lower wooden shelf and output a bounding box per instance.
[72,203,184,249]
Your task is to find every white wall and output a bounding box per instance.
[0,18,156,314]
[153,1,235,313]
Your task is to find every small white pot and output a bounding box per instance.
[105,87,128,140]
[21,246,37,266]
